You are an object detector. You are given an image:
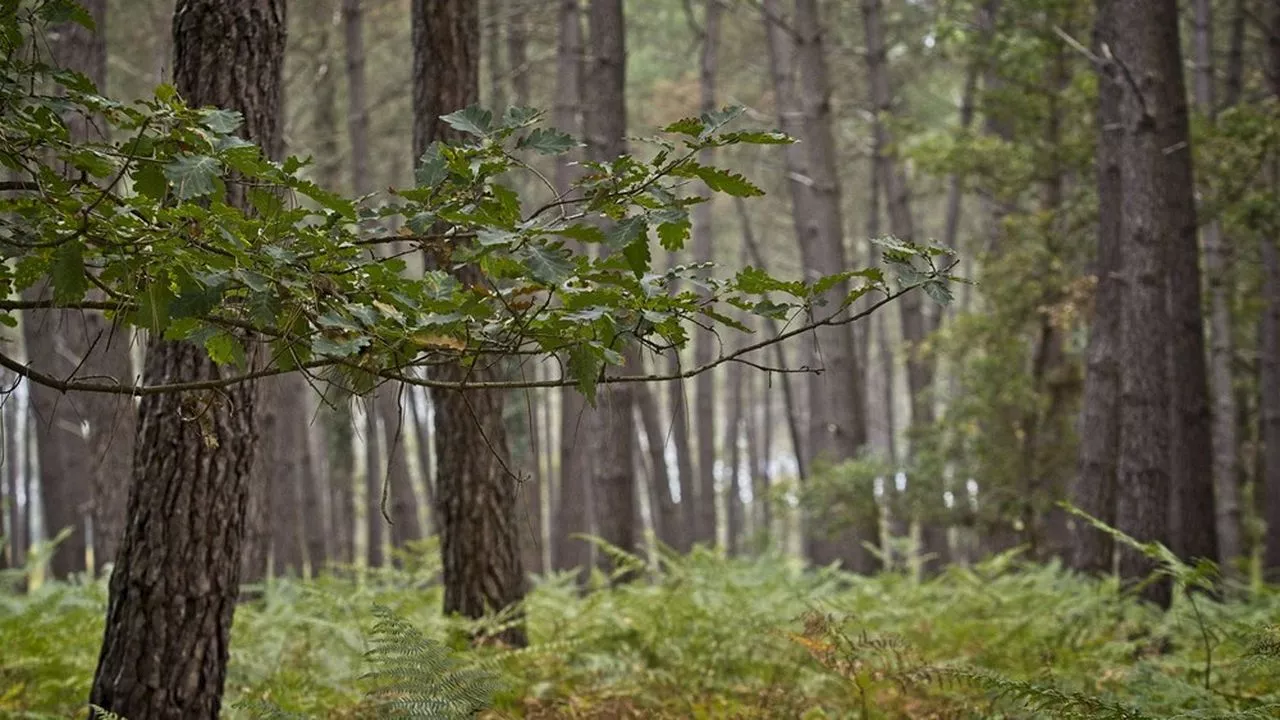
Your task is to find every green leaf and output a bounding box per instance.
[605,216,647,250]
[248,187,283,217]
[134,282,174,334]
[622,236,650,278]
[132,163,167,201]
[416,143,448,187]
[501,105,541,128]
[664,117,704,137]
[567,345,603,405]
[163,154,220,200]
[555,224,607,245]
[682,164,764,197]
[517,128,576,155]
[700,106,746,135]
[204,331,247,369]
[312,334,370,359]
[517,244,575,285]
[657,218,691,251]
[922,280,953,306]
[723,130,793,145]
[440,106,493,138]
[51,241,87,305]
[200,109,243,135]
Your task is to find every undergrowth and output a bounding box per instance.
[3,537,1279,719]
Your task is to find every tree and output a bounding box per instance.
[690,0,721,548]
[412,0,526,643]
[1192,0,1244,571]
[583,0,639,573]
[551,0,593,577]
[89,0,286,715]
[791,0,876,573]
[1110,0,1193,608]
[1070,0,1122,577]
[1262,1,1280,580]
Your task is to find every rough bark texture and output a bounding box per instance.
[264,377,305,577]
[666,350,696,551]
[325,396,355,565]
[550,0,593,577]
[583,0,639,576]
[1070,0,1122,576]
[342,0,370,197]
[791,0,876,573]
[1263,6,1280,578]
[88,3,285,715]
[3,369,26,571]
[413,0,526,644]
[363,402,384,567]
[1111,0,1185,608]
[1194,0,1244,571]
[690,0,721,549]
[724,357,744,554]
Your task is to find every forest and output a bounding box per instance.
[1,0,1280,717]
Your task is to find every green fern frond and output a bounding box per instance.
[1243,624,1280,665]
[362,604,505,719]
[89,705,125,720]
[952,668,1153,720]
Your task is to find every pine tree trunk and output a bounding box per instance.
[325,394,356,565]
[1262,8,1280,578]
[364,399,385,567]
[2,368,26,572]
[1070,0,1122,576]
[724,359,744,555]
[791,0,876,573]
[690,0,721,549]
[89,6,285,714]
[582,0,639,576]
[636,371,681,549]
[550,0,594,577]
[1193,0,1244,572]
[667,350,697,551]
[1111,0,1192,608]
[377,389,423,552]
[413,0,527,644]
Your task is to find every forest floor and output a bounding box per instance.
[2,544,1279,719]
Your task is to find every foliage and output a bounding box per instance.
[0,1,951,406]
[4,544,1280,719]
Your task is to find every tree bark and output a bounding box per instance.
[550,0,593,577]
[724,357,744,555]
[325,394,355,565]
[636,370,681,549]
[377,389,423,553]
[690,0,721,549]
[1262,5,1280,579]
[363,400,385,567]
[89,4,285,715]
[582,0,639,576]
[2,368,26,572]
[1193,0,1244,572]
[413,0,527,644]
[25,0,118,580]
[1111,0,1191,608]
[790,0,876,573]
[1070,0,1122,576]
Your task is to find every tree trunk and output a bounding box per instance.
[1070,0,1122,576]
[342,0,370,198]
[3,368,26,572]
[89,5,285,715]
[690,0,721,549]
[1193,0,1244,572]
[636,372,681,549]
[667,352,697,552]
[325,392,356,566]
[25,0,117,580]
[506,0,529,106]
[1111,0,1191,608]
[790,0,876,573]
[583,0,639,576]
[413,0,527,644]
[1262,8,1280,579]
[376,389,423,552]
[407,384,436,535]
[300,393,329,573]
[724,359,744,555]
[550,0,594,577]
[363,401,385,567]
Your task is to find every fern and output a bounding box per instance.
[361,604,506,719]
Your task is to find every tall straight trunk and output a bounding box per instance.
[744,370,762,546]
[1262,6,1280,578]
[364,400,385,567]
[90,2,285,716]
[413,0,526,645]
[85,319,134,576]
[1070,0,1122,576]
[377,389,423,551]
[724,358,744,554]
[1193,0,1244,571]
[790,0,875,573]
[485,0,504,111]
[667,350,697,551]
[583,0,639,574]
[690,0,721,548]
[300,393,328,573]
[1111,0,1193,608]
[25,0,116,580]
[637,372,681,549]
[506,0,529,105]
[407,384,436,535]
[1165,2,1217,568]
[862,0,946,574]
[514,385,545,575]
[312,0,342,192]
[325,393,355,565]
[1222,0,1246,111]
[268,376,307,577]
[551,0,593,575]
[3,369,26,571]
[342,0,370,198]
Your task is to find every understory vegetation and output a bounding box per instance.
[4,545,1279,719]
